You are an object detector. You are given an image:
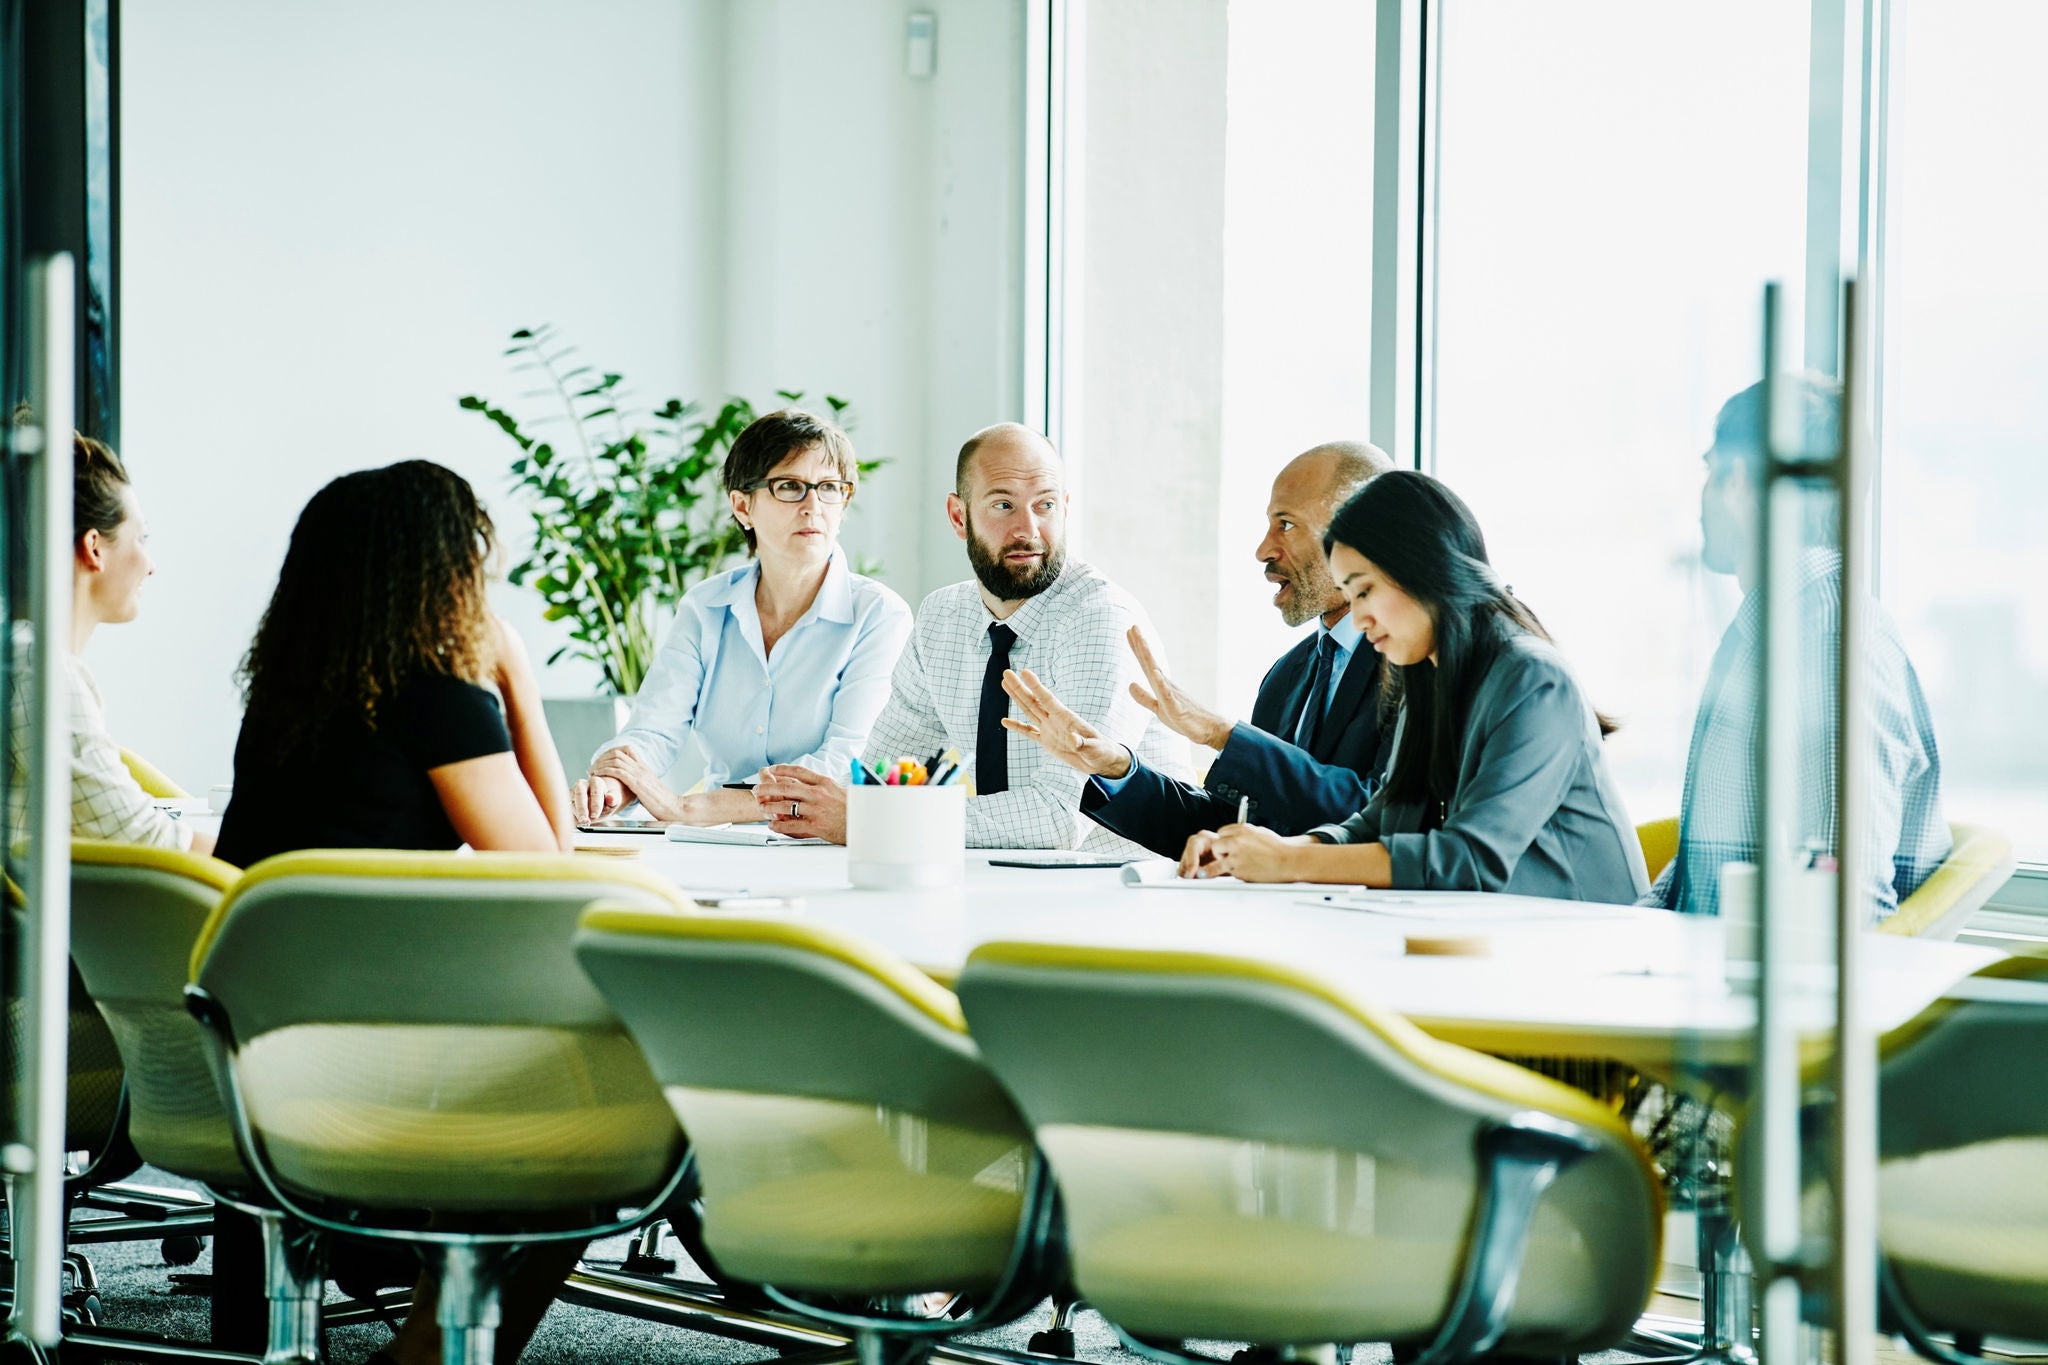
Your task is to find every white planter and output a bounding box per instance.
[543,696,632,783]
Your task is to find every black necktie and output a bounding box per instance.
[977,623,1018,795]
[1294,632,1338,755]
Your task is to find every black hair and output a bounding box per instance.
[238,460,496,759]
[1322,470,1616,808]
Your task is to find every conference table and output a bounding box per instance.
[590,835,2002,1072]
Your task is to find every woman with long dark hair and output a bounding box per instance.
[215,460,575,867]
[1185,471,1647,903]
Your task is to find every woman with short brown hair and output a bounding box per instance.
[572,408,911,826]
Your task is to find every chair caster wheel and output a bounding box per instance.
[162,1234,205,1266]
[1029,1328,1077,1357]
[620,1253,678,1275]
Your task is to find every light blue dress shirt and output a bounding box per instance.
[1094,612,1363,797]
[598,548,913,786]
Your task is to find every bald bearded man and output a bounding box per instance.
[1002,440,1396,858]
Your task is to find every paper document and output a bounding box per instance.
[1296,893,1635,922]
[1118,859,1339,893]
[665,824,831,847]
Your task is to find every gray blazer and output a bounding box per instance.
[1310,628,1648,904]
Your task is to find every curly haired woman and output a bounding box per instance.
[215,459,574,867]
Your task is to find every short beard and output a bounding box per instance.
[967,525,1066,601]
[1278,557,1342,627]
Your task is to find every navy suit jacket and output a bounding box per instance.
[1080,627,1393,858]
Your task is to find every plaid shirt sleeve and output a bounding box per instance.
[66,658,191,851]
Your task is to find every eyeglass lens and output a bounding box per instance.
[769,479,850,503]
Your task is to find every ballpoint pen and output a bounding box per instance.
[1236,795,1249,825]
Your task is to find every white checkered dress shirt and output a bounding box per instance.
[1648,550,1948,921]
[7,648,190,850]
[864,560,1193,854]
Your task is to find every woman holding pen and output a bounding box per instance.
[1184,472,1648,903]
[571,409,913,826]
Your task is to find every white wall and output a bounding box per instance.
[719,0,1026,603]
[110,1,1025,792]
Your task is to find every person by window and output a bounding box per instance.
[215,460,574,868]
[7,434,210,854]
[570,408,911,826]
[1184,471,1648,903]
[1649,376,1948,920]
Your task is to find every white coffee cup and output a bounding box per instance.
[847,784,966,890]
[207,783,235,816]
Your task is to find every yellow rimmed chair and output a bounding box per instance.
[956,943,1663,1365]
[1775,950,2048,1363]
[571,908,1064,1365]
[69,838,318,1362]
[185,850,694,1365]
[1636,818,1680,884]
[118,747,190,800]
[1879,823,2016,942]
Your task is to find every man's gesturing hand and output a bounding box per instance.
[1001,668,1134,779]
[1127,626,1232,750]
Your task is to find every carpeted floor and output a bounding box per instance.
[62,1170,1655,1365]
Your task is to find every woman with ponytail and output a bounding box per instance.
[1183,471,1647,903]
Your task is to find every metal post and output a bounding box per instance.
[1829,280,1877,1365]
[5,254,78,1355]
[1750,283,1806,1365]
[1368,0,1429,468]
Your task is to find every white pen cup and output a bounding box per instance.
[847,784,966,890]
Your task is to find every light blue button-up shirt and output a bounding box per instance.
[598,548,912,786]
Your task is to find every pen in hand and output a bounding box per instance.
[1236,795,1249,825]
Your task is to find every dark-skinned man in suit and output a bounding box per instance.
[1001,441,1395,858]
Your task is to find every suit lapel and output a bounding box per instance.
[1316,646,1381,762]
[1251,632,1322,738]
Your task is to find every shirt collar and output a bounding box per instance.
[1323,612,1364,655]
[698,547,854,623]
[813,548,855,624]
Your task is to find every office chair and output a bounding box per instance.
[1636,818,1680,885]
[572,907,1065,1365]
[116,746,190,800]
[186,850,693,1365]
[1777,949,2048,1363]
[958,942,1663,1365]
[67,838,337,1363]
[3,851,209,1333]
[1879,823,2015,942]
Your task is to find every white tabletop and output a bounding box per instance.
[585,835,2001,1072]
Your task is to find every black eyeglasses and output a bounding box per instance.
[745,477,853,505]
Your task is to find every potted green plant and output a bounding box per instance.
[460,323,875,778]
